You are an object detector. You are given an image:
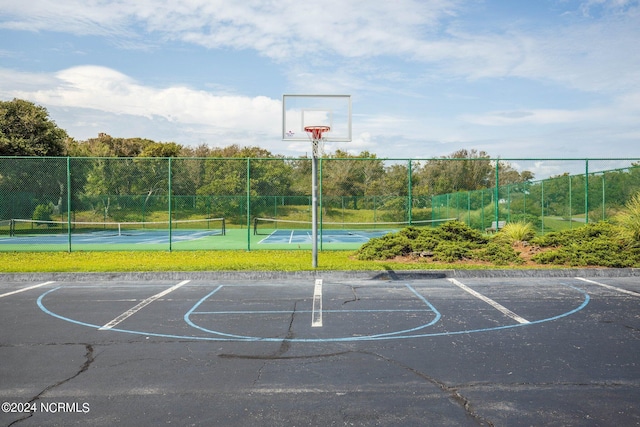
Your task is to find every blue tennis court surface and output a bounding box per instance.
[0,229,222,245]
[258,228,395,244]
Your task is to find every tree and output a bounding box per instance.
[321,150,385,209]
[195,145,295,221]
[0,99,68,156]
[413,149,534,196]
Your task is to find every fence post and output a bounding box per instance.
[67,156,72,253]
[585,159,589,224]
[247,158,251,251]
[168,157,173,251]
[602,174,606,221]
[494,160,500,227]
[541,180,545,234]
[569,174,573,229]
[408,159,413,224]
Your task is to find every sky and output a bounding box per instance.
[1,0,639,172]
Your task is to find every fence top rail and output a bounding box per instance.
[1,156,639,162]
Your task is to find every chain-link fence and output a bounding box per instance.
[1,156,638,251]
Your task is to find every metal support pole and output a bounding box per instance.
[312,140,319,268]
[585,159,589,224]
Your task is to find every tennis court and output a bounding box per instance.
[1,270,639,426]
[256,228,392,244]
[0,217,452,251]
[0,218,227,251]
[252,217,453,246]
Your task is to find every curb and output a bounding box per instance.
[1,268,639,282]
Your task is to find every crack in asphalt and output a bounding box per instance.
[218,343,495,425]
[8,343,95,426]
[220,301,301,362]
[362,351,495,427]
[342,286,360,306]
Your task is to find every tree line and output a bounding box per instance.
[1,98,534,201]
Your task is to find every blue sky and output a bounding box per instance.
[1,0,639,167]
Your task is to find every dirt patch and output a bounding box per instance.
[512,241,545,265]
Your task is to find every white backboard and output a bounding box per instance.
[282,94,352,142]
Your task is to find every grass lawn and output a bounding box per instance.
[0,250,530,273]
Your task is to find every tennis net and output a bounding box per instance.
[9,217,225,237]
[253,217,456,235]
[0,220,11,236]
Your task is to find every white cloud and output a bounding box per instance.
[1,0,639,160]
[0,0,461,58]
[2,0,638,93]
[0,65,282,143]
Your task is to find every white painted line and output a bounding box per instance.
[0,281,56,298]
[576,277,640,297]
[99,280,190,330]
[447,278,530,324]
[312,279,323,327]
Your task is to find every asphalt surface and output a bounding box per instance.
[1,269,639,426]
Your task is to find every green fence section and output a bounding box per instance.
[1,157,639,251]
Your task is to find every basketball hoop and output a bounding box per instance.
[304,126,330,158]
[304,125,330,141]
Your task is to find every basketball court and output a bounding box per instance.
[1,270,639,426]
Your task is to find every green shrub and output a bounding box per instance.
[530,221,640,267]
[531,221,619,247]
[532,238,636,267]
[474,241,524,265]
[357,233,413,260]
[614,192,640,243]
[433,240,474,262]
[357,221,488,261]
[500,221,535,242]
[433,220,488,244]
[32,203,54,225]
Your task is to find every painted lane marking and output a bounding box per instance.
[447,278,530,324]
[576,277,640,297]
[0,281,56,298]
[99,280,191,330]
[312,279,323,327]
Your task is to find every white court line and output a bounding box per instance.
[0,281,56,298]
[576,277,640,297]
[447,278,530,324]
[312,279,323,327]
[99,280,190,330]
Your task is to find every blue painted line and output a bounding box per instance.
[35,283,591,343]
[183,283,441,341]
[184,285,262,340]
[37,286,240,341]
[353,284,442,339]
[193,309,435,314]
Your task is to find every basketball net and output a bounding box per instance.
[304,126,330,158]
